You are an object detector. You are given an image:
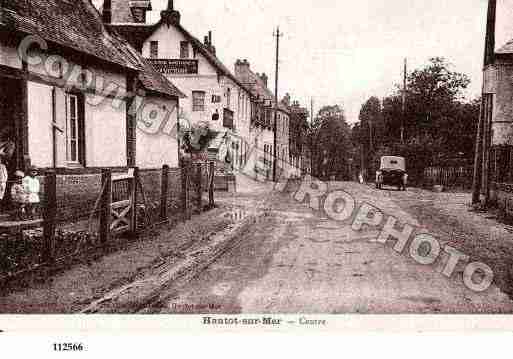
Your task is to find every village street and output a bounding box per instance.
[144,176,513,314]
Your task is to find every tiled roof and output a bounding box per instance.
[2,0,184,98]
[3,0,138,70]
[242,69,289,113]
[496,40,513,55]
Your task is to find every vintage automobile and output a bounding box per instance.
[375,156,408,190]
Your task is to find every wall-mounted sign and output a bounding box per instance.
[223,108,234,130]
[212,95,222,103]
[148,59,199,74]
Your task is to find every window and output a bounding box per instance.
[180,41,189,59]
[226,88,231,109]
[192,91,206,112]
[150,41,159,59]
[66,94,85,165]
[237,91,241,119]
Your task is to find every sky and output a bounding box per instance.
[93,0,513,124]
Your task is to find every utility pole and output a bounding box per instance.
[401,58,407,143]
[272,27,282,182]
[369,111,373,152]
[310,97,314,125]
[473,0,497,205]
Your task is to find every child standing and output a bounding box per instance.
[0,157,7,203]
[23,167,40,219]
[11,170,27,220]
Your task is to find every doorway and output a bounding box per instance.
[0,76,24,208]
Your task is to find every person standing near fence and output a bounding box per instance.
[23,167,40,219]
[0,157,8,206]
[11,170,26,220]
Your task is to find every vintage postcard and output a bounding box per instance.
[1,0,513,343]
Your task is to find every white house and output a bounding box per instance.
[105,0,253,169]
[0,0,184,175]
[234,59,291,180]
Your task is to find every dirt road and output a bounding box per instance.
[147,179,513,314]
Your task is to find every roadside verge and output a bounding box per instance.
[81,212,265,314]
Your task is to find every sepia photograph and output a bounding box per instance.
[2,0,513,341]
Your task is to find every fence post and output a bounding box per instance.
[42,171,57,265]
[196,163,203,213]
[209,161,215,209]
[160,164,169,221]
[181,163,190,220]
[131,167,139,235]
[99,169,112,247]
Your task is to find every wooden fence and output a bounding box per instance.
[0,162,216,283]
[423,165,473,189]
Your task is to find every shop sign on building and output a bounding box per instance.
[148,59,199,74]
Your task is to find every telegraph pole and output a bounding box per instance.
[401,58,407,143]
[310,97,314,125]
[472,0,496,204]
[272,27,282,182]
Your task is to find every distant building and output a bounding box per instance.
[234,59,290,180]
[287,99,310,177]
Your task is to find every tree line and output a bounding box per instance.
[353,57,479,183]
[306,57,480,183]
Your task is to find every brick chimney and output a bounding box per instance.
[282,93,291,107]
[130,1,152,24]
[161,0,181,26]
[102,0,112,23]
[260,73,268,87]
[235,59,251,81]
[204,31,216,56]
[104,0,152,24]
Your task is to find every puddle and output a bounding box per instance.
[276,263,294,269]
[316,225,341,230]
[308,238,331,244]
[401,296,442,305]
